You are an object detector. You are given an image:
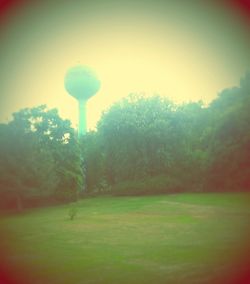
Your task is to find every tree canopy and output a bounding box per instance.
[0,105,83,210]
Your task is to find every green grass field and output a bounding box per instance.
[1,193,250,284]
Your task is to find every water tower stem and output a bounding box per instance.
[78,100,87,137]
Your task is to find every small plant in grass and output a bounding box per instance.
[68,205,78,220]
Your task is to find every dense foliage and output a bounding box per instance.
[0,105,83,210]
[0,72,249,209]
[83,72,250,195]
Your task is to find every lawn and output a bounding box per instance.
[1,193,250,284]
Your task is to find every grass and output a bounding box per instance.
[1,193,250,284]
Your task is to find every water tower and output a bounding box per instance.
[64,65,101,137]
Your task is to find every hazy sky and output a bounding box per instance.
[0,0,249,130]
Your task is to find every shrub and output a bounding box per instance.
[68,205,78,220]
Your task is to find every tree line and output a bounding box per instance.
[0,72,249,210]
[83,71,250,195]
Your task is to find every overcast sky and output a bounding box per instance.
[0,0,249,130]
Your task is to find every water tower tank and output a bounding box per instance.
[65,65,101,137]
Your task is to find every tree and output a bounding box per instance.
[0,105,83,210]
[96,94,205,193]
[207,72,250,191]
